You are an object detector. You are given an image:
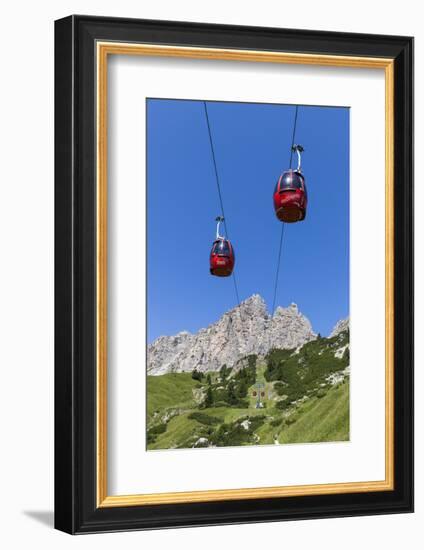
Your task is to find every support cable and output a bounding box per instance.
[270,105,299,317]
[203,102,244,324]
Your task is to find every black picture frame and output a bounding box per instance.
[55,15,413,534]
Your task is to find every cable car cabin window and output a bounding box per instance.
[213,240,230,256]
[279,171,303,192]
[274,178,280,194]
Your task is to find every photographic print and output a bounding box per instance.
[55,17,413,532]
[146,98,350,451]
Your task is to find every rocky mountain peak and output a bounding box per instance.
[330,317,349,338]
[147,295,318,375]
[274,302,298,316]
[237,293,267,316]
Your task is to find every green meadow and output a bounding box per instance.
[147,330,349,450]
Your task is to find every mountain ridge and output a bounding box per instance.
[147,294,348,376]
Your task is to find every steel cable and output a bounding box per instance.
[203,101,245,326]
[270,105,299,317]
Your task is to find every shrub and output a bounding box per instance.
[210,422,249,447]
[274,382,286,396]
[148,423,167,435]
[264,336,349,405]
[147,433,156,444]
[234,398,249,409]
[248,415,266,431]
[247,355,257,369]
[147,422,167,444]
[203,386,214,407]
[219,364,230,379]
[234,361,256,387]
[191,369,204,381]
[236,380,248,398]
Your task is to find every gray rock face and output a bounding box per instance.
[147,295,317,375]
[330,317,350,338]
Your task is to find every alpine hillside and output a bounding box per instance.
[147,320,350,450]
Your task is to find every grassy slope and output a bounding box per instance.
[278,382,349,444]
[147,333,350,449]
[146,372,198,419]
[147,374,349,450]
[148,414,200,450]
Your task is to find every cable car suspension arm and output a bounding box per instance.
[215,216,225,240]
[292,144,304,172]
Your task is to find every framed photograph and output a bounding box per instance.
[54,15,413,534]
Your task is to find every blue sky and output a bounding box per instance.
[147,99,349,342]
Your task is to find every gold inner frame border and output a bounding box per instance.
[96,42,394,508]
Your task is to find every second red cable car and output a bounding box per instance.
[209,216,235,277]
[273,145,307,223]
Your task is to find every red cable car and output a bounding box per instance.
[209,216,235,277]
[273,145,307,223]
